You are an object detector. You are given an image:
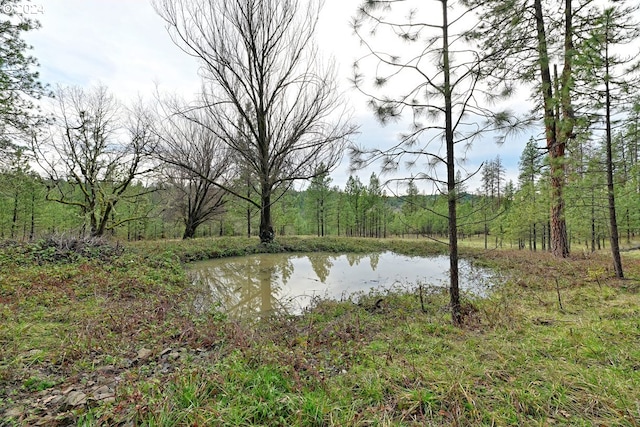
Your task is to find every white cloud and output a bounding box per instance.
[26,0,200,99]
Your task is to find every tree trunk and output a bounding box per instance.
[11,191,18,239]
[91,203,113,238]
[30,190,35,240]
[591,190,596,253]
[549,168,569,257]
[546,221,551,252]
[246,178,252,238]
[534,0,569,258]
[484,221,488,250]
[442,0,461,326]
[259,187,274,243]
[320,198,325,237]
[626,209,630,244]
[183,218,197,239]
[604,42,623,278]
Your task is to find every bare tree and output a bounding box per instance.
[154,0,354,243]
[33,85,157,237]
[154,99,232,239]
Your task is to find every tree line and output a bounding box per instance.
[4,123,640,252]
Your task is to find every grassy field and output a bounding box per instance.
[0,235,639,426]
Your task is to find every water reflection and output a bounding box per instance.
[188,252,492,319]
[189,253,294,318]
[307,253,334,283]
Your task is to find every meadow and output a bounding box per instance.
[1,236,639,426]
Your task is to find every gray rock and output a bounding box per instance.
[137,348,153,361]
[96,365,116,374]
[96,375,113,385]
[92,385,112,397]
[61,385,75,395]
[42,394,64,406]
[5,407,23,418]
[66,390,87,407]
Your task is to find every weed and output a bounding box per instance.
[22,376,56,392]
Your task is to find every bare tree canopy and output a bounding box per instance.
[154,0,355,243]
[153,96,233,239]
[33,85,157,237]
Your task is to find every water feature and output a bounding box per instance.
[188,251,494,318]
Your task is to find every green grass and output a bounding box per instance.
[128,235,452,262]
[1,236,639,425]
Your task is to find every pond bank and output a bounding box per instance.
[129,235,456,263]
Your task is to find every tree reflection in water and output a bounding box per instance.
[369,252,379,270]
[346,253,367,267]
[189,254,295,318]
[189,252,495,319]
[307,253,337,283]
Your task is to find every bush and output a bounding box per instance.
[0,234,125,264]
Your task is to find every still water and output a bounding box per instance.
[188,252,493,318]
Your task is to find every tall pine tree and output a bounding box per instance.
[0,1,46,162]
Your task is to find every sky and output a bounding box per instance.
[23,0,533,194]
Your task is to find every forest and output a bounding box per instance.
[3,136,640,254]
[1,0,638,268]
[0,0,638,328]
[2,0,640,425]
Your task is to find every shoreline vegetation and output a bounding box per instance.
[1,236,639,425]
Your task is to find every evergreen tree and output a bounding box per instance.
[578,3,640,277]
[0,147,40,239]
[345,175,364,237]
[0,1,47,163]
[352,0,516,325]
[402,180,421,237]
[516,138,544,249]
[366,173,383,238]
[308,164,332,236]
[466,0,604,257]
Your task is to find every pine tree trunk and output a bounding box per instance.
[534,0,569,258]
[442,0,461,326]
[604,44,624,277]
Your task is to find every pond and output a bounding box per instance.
[188,251,494,318]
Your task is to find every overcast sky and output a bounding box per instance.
[24,0,532,193]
